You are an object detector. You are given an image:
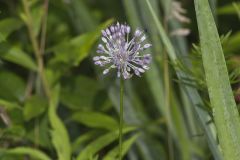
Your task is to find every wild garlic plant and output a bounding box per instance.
[93,22,152,159]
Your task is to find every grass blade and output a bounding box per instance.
[194,0,240,159]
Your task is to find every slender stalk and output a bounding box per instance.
[163,14,173,160]
[40,0,49,56]
[164,50,173,160]
[22,0,51,99]
[22,0,50,149]
[119,76,124,160]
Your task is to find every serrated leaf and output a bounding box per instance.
[48,85,71,160]
[194,0,240,159]
[71,111,118,130]
[0,147,51,160]
[23,95,48,121]
[76,127,136,160]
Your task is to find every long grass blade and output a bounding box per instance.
[194,0,240,159]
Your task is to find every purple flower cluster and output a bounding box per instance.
[93,22,152,79]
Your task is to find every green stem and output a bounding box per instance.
[22,0,51,99]
[163,13,173,160]
[119,76,124,160]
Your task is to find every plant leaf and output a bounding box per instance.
[0,44,37,71]
[71,111,118,130]
[0,71,26,102]
[0,99,23,126]
[23,95,48,121]
[0,18,23,42]
[103,133,140,160]
[0,147,51,160]
[76,127,136,160]
[48,85,71,160]
[49,19,113,67]
[72,131,99,153]
[194,0,240,159]
[26,114,52,148]
[61,75,100,110]
[0,99,21,110]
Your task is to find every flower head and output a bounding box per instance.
[93,22,152,79]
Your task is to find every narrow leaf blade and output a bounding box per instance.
[0,147,51,160]
[49,85,71,160]
[194,0,240,159]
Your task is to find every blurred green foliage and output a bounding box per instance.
[0,0,239,160]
